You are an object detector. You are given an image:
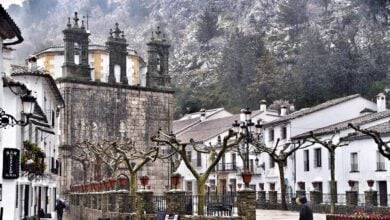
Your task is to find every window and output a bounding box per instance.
[232,153,236,170]
[269,155,275,168]
[304,150,309,171]
[229,178,236,191]
[186,151,192,162]
[314,148,322,168]
[186,181,193,192]
[51,110,55,127]
[197,151,202,167]
[269,129,274,141]
[250,159,254,172]
[377,151,386,171]
[350,152,359,172]
[281,126,287,139]
[209,179,216,190]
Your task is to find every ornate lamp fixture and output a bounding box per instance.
[232,108,263,189]
[0,91,36,128]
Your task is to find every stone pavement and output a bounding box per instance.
[256,209,327,220]
[63,210,327,219]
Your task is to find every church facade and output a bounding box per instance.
[32,12,174,197]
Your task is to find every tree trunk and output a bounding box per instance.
[197,178,207,215]
[129,172,137,212]
[130,172,137,196]
[329,149,336,214]
[277,160,288,210]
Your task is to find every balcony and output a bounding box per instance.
[215,163,237,172]
[376,162,386,171]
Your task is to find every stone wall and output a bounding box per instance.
[58,79,174,194]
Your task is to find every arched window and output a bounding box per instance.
[74,43,80,65]
[156,55,161,73]
[114,64,121,83]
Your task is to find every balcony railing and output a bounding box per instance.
[215,163,237,172]
[377,162,386,171]
[350,163,359,172]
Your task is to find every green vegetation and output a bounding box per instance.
[174,1,390,118]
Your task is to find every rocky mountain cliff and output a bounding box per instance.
[6,0,390,116]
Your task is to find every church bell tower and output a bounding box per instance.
[106,23,128,84]
[62,12,91,80]
[146,26,171,89]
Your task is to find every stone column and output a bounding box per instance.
[257,191,266,208]
[137,190,154,214]
[310,191,322,204]
[346,191,358,206]
[268,191,277,206]
[116,190,130,213]
[365,191,378,207]
[237,189,256,220]
[165,190,186,215]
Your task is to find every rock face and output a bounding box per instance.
[8,0,362,85]
[8,0,385,88]
[58,79,174,193]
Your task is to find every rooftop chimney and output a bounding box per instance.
[27,56,37,71]
[200,108,206,121]
[240,109,245,122]
[280,105,287,116]
[289,104,295,113]
[260,100,267,112]
[377,93,386,112]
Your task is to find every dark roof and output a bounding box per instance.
[177,114,240,144]
[173,118,200,134]
[360,122,390,136]
[2,76,29,92]
[293,110,390,139]
[174,108,231,134]
[263,94,362,127]
[11,71,65,106]
[345,121,390,141]
[0,4,23,45]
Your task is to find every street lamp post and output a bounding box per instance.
[0,91,36,128]
[232,108,263,188]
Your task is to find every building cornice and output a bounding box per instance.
[56,77,175,94]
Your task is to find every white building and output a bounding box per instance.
[0,5,64,220]
[174,103,279,193]
[259,94,378,193]
[292,97,390,205]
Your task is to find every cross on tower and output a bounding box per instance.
[73,12,79,27]
[156,26,162,38]
[113,23,121,38]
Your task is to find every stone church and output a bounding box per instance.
[32,12,174,196]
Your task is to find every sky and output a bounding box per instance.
[1,0,23,9]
